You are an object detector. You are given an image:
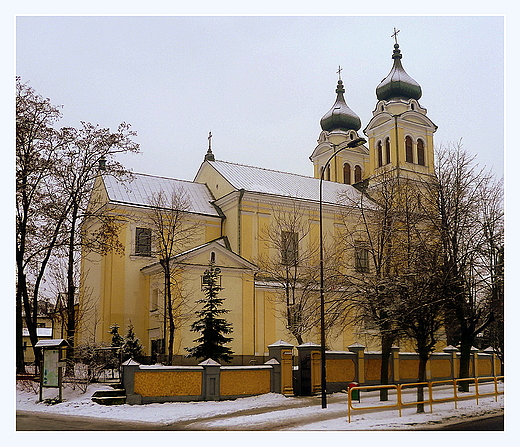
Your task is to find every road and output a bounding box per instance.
[16,409,504,431]
[432,414,504,431]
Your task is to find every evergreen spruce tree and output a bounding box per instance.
[123,322,144,361]
[185,264,234,363]
[109,323,124,348]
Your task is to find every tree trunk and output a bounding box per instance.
[66,204,79,375]
[458,338,473,392]
[380,332,393,401]
[416,352,429,413]
[163,263,175,366]
[16,285,26,374]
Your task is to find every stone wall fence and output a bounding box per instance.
[122,340,295,404]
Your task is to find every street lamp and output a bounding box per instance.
[319,133,366,409]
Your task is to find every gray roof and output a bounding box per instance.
[208,160,362,205]
[103,173,221,217]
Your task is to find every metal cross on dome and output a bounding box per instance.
[336,65,343,81]
[392,27,400,45]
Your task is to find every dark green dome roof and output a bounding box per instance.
[320,79,361,132]
[376,44,422,101]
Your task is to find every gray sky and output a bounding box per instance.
[16,15,504,181]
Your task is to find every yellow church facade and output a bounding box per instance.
[79,40,441,362]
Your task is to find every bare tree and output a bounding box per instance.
[16,78,139,373]
[426,143,500,387]
[476,177,504,369]
[338,169,447,401]
[338,170,410,400]
[55,122,139,365]
[147,188,202,364]
[16,77,65,372]
[255,201,321,345]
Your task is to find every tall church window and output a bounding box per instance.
[326,165,331,181]
[377,141,383,167]
[343,163,351,184]
[135,227,152,256]
[405,136,413,163]
[385,137,391,165]
[417,139,425,166]
[354,244,370,273]
[281,231,299,265]
[354,165,362,183]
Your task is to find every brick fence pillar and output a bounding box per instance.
[348,343,366,384]
[443,345,459,380]
[297,342,321,396]
[391,345,400,383]
[122,358,142,405]
[268,340,294,396]
[471,346,479,377]
[199,358,221,401]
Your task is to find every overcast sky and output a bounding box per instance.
[16,15,504,182]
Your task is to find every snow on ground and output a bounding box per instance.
[16,380,504,432]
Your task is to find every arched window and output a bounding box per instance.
[326,165,331,181]
[354,165,362,183]
[343,163,351,185]
[385,137,391,165]
[417,139,425,166]
[405,136,413,163]
[377,141,383,167]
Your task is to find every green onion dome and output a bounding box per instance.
[320,79,361,132]
[376,44,422,101]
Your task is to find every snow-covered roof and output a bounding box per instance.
[207,160,362,205]
[103,173,220,217]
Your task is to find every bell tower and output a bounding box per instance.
[310,67,368,185]
[364,32,437,184]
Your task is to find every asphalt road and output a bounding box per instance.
[432,414,504,431]
[16,410,169,431]
[16,410,504,431]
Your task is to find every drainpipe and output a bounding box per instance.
[237,189,245,256]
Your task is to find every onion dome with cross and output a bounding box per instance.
[376,29,422,101]
[320,66,362,132]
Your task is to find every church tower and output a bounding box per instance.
[310,69,369,185]
[364,34,437,183]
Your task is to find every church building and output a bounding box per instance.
[79,39,438,363]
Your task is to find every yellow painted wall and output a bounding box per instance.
[134,370,202,397]
[366,358,382,381]
[326,358,356,383]
[220,369,271,396]
[400,359,420,380]
[430,358,451,378]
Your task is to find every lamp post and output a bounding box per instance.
[319,134,366,409]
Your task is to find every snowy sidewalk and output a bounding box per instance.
[16,382,504,430]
